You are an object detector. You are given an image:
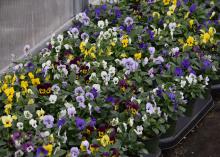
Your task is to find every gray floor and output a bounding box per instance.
[0,0,84,71]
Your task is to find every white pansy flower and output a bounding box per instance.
[123,123,127,132]
[134,125,144,135]
[102,60,108,69]
[180,80,186,88]
[128,117,134,127]
[57,34,64,43]
[205,76,209,85]
[113,77,119,84]
[108,66,116,77]
[40,131,50,138]
[29,119,37,128]
[14,150,24,157]
[146,102,155,115]
[24,111,33,119]
[17,122,24,130]
[55,46,61,53]
[142,114,148,121]
[49,94,57,104]
[142,57,149,66]
[98,20,105,29]
[111,117,119,126]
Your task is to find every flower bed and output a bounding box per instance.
[0,0,219,156]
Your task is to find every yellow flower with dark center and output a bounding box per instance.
[100,134,110,147]
[4,87,15,97]
[201,32,210,43]
[31,78,40,86]
[39,88,46,95]
[134,52,142,60]
[90,145,99,154]
[1,115,13,128]
[98,131,104,138]
[11,75,16,85]
[43,144,53,156]
[163,0,170,5]
[28,72,35,79]
[186,36,195,46]
[1,83,8,91]
[121,35,129,48]
[21,81,28,89]
[36,108,45,119]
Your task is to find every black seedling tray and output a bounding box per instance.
[159,94,214,150]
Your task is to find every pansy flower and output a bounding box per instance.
[37,83,52,96]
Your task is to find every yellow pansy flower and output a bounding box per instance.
[31,78,40,86]
[36,108,45,119]
[20,75,26,80]
[121,35,129,48]
[4,87,15,97]
[21,81,28,89]
[28,98,35,105]
[28,72,35,79]
[1,115,13,128]
[189,19,194,28]
[201,32,210,43]
[208,27,216,36]
[134,52,142,60]
[186,36,195,46]
[163,0,170,5]
[2,83,8,91]
[100,134,110,147]
[120,53,127,58]
[80,42,86,53]
[43,144,53,156]
[4,104,12,115]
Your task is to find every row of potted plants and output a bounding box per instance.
[0,0,219,156]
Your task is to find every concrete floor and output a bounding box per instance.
[163,94,220,157]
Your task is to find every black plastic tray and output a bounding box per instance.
[159,94,214,150]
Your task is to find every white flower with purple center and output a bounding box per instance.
[74,87,85,96]
[70,27,79,38]
[70,147,80,157]
[76,96,86,108]
[124,17,134,26]
[67,107,76,117]
[43,115,54,128]
[153,56,164,64]
[121,58,139,75]
[81,32,89,41]
[148,47,155,55]
[146,102,155,115]
[85,92,94,100]
[51,84,60,94]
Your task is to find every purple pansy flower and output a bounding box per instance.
[43,115,54,128]
[75,117,86,131]
[70,147,80,157]
[74,87,85,96]
[182,59,190,69]
[175,67,184,77]
[189,3,197,13]
[85,92,94,100]
[58,118,66,128]
[36,147,48,157]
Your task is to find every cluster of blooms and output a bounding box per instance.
[0,0,219,156]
